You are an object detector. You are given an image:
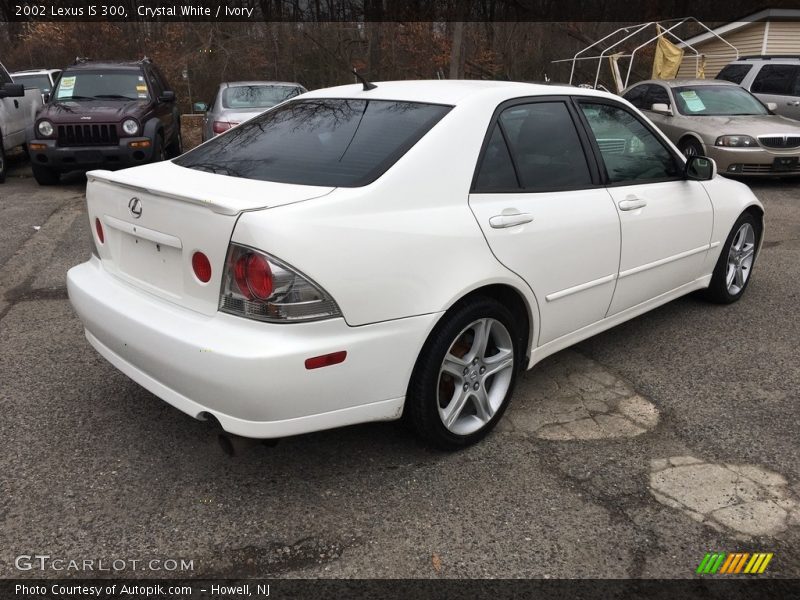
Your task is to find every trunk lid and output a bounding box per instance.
[87,161,334,315]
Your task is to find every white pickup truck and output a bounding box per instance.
[1,60,43,183]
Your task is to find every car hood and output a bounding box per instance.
[679,113,800,136]
[37,99,151,123]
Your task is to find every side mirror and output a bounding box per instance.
[765,102,778,112]
[685,155,716,181]
[193,102,209,113]
[650,103,673,116]
[0,82,25,98]
[159,90,176,102]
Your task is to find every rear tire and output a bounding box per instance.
[32,163,60,186]
[405,296,522,450]
[703,212,760,304]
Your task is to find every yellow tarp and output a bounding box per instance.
[651,25,684,80]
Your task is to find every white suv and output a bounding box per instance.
[716,56,800,120]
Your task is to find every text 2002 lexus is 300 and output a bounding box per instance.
[67,81,763,449]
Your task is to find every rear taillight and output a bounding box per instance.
[212,121,237,134]
[219,244,341,323]
[95,218,104,244]
[192,252,212,283]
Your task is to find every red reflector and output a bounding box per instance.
[305,351,347,370]
[212,121,234,134]
[95,218,104,244]
[192,251,212,282]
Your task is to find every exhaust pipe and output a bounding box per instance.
[217,432,261,457]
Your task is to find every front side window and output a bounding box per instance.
[53,70,150,101]
[751,64,800,96]
[672,85,767,116]
[716,63,753,85]
[175,98,451,187]
[580,102,679,184]
[222,85,303,109]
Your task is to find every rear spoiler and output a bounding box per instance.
[87,171,240,215]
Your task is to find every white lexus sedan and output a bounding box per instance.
[67,80,764,449]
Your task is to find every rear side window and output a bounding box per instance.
[175,98,451,187]
[623,85,649,109]
[501,102,592,191]
[474,101,592,193]
[751,64,800,96]
[716,63,753,85]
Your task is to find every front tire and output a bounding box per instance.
[405,296,521,449]
[679,137,704,158]
[704,212,760,303]
[32,163,60,186]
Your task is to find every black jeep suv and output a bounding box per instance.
[28,57,181,185]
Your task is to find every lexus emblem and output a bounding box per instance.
[128,197,143,218]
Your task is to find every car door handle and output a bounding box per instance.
[788,101,800,107]
[489,213,533,229]
[618,198,648,211]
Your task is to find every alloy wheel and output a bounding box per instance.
[726,222,756,295]
[437,318,514,435]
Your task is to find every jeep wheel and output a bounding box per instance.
[167,131,183,158]
[32,163,60,186]
[152,134,167,163]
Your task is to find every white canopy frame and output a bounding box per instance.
[553,18,739,91]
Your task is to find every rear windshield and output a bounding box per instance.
[53,69,148,101]
[222,85,303,109]
[175,98,452,187]
[13,74,51,91]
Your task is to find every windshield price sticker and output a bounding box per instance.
[679,90,706,112]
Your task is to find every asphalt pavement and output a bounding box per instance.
[1,156,798,579]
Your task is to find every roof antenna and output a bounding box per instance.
[352,67,377,91]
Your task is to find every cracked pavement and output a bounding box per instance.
[1,158,798,579]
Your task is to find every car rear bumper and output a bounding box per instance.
[67,258,439,438]
[705,145,800,177]
[27,137,155,171]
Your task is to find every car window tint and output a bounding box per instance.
[623,85,648,109]
[473,125,518,191]
[0,68,12,85]
[499,102,591,191]
[579,102,679,184]
[751,64,800,96]
[716,63,753,85]
[175,98,452,187]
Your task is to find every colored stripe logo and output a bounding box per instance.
[696,552,773,574]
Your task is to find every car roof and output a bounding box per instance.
[631,79,738,89]
[299,79,612,105]
[64,61,145,71]
[221,81,304,88]
[11,69,60,75]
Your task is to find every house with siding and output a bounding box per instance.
[677,8,800,78]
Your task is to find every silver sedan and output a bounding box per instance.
[622,79,800,177]
[196,81,306,141]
